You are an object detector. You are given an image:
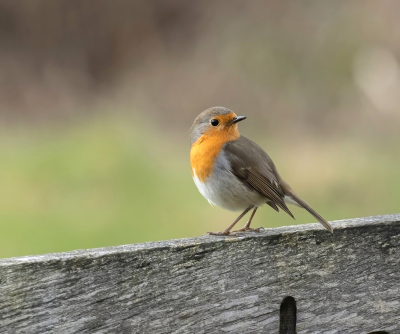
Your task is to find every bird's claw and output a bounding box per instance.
[207,230,235,236]
[233,226,264,233]
[207,227,264,236]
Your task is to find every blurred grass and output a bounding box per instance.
[0,112,399,259]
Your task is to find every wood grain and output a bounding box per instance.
[1,214,399,333]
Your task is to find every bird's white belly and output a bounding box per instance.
[192,168,266,212]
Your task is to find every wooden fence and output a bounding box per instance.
[1,214,399,333]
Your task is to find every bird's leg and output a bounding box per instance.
[208,207,251,236]
[235,207,261,232]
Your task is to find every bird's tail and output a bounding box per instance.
[285,190,333,233]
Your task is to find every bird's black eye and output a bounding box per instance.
[210,119,219,126]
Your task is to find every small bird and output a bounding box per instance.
[190,106,333,235]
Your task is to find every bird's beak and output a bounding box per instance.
[230,116,246,124]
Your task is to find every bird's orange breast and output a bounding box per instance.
[190,125,240,182]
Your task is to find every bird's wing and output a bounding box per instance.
[223,136,294,218]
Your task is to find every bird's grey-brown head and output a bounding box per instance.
[190,107,246,146]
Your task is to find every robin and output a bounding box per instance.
[190,106,333,235]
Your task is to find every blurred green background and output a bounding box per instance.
[1,1,399,258]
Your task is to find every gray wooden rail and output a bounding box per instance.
[1,214,399,334]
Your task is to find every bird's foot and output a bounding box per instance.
[234,226,264,233]
[207,230,235,236]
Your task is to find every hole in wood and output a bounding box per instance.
[279,296,297,334]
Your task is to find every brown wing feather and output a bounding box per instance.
[223,136,294,219]
[266,201,280,212]
[246,168,294,218]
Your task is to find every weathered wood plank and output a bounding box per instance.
[1,214,399,333]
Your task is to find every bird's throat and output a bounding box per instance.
[190,128,240,182]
